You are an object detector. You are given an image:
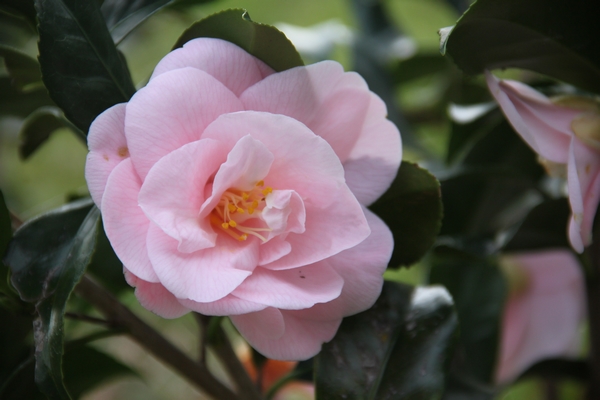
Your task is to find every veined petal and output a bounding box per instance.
[139,139,227,253]
[102,159,158,282]
[232,264,344,310]
[125,269,189,319]
[147,223,258,303]
[151,38,274,96]
[86,103,128,207]
[125,67,243,179]
[178,295,267,316]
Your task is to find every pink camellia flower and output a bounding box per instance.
[486,71,600,253]
[85,38,400,360]
[496,250,585,383]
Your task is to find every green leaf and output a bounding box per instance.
[369,161,443,268]
[0,0,37,27]
[63,345,137,398]
[173,8,304,72]
[19,106,75,159]
[429,249,506,386]
[0,190,11,259]
[5,200,100,399]
[0,77,54,118]
[446,106,501,165]
[35,0,136,133]
[0,9,40,89]
[441,0,600,91]
[86,221,129,294]
[315,281,457,399]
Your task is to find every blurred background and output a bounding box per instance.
[0,0,584,398]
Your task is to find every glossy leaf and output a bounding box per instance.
[35,0,136,133]
[18,106,75,159]
[369,161,443,268]
[315,281,457,399]
[441,0,600,91]
[5,200,100,399]
[429,249,506,386]
[173,9,304,72]
[446,107,502,165]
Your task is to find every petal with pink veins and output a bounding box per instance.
[241,61,373,162]
[344,94,402,205]
[124,269,189,318]
[85,103,128,207]
[258,238,292,266]
[202,111,346,209]
[125,67,244,179]
[179,294,266,316]
[232,264,344,310]
[567,138,600,252]
[485,71,574,163]
[146,223,258,302]
[102,158,159,282]
[151,38,274,96]
[262,189,306,237]
[139,139,228,253]
[232,308,341,360]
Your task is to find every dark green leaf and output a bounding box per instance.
[0,8,36,47]
[0,45,42,90]
[173,9,303,72]
[35,0,136,133]
[503,198,571,251]
[369,161,443,268]
[429,249,506,385]
[102,0,172,44]
[5,200,100,399]
[0,0,36,27]
[315,281,457,399]
[394,53,452,86]
[441,0,600,91]
[0,190,11,259]
[63,345,137,398]
[19,106,74,159]
[519,358,590,383]
[86,221,129,294]
[0,77,55,118]
[446,107,501,165]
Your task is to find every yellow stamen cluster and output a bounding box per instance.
[210,180,274,242]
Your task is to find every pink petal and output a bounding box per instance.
[201,111,347,209]
[231,308,341,360]
[296,208,392,320]
[258,238,292,266]
[231,307,286,341]
[102,158,158,282]
[567,138,600,252]
[85,103,128,207]
[178,295,266,316]
[150,38,274,96]
[124,269,189,318]
[344,94,402,205]
[496,250,585,383]
[146,223,258,302]
[138,139,228,253]
[125,67,244,180]
[262,185,370,271]
[240,61,374,162]
[262,190,306,237]
[231,264,344,310]
[485,71,573,163]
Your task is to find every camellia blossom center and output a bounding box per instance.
[210,180,274,242]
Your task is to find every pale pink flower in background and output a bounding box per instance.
[496,250,585,383]
[85,38,401,360]
[486,71,600,253]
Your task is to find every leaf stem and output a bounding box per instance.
[74,274,238,400]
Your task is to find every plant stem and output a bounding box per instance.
[74,274,238,400]
[205,316,264,400]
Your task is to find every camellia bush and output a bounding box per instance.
[0,0,598,399]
